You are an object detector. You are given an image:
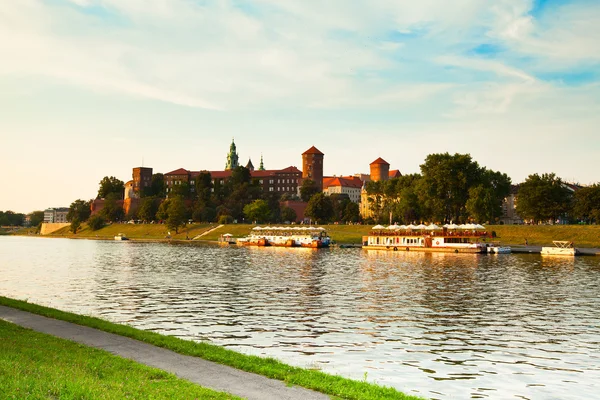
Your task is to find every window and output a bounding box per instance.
[269,179,274,184]
[269,187,274,192]
[259,179,263,184]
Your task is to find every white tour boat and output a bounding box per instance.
[541,241,579,256]
[362,223,489,254]
[237,226,331,248]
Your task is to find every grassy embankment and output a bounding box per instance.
[27,222,600,248]
[0,297,422,400]
[0,319,238,400]
[46,222,215,241]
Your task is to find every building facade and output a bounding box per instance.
[302,146,324,190]
[322,176,363,203]
[43,208,69,223]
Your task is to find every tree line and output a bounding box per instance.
[54,152,600,233]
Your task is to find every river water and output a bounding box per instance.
[1,236,599,399]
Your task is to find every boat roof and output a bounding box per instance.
[552,240,574,248]
[252,226,325,231]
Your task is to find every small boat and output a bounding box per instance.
[541,241,579,256]
[487,245,512,254]
[114,233,129,241]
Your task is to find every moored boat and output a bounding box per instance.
[541,241,579,256]
[486,242,512,254]
[114,233,129,241]
[362,223,489,253]
[237,226,331,248]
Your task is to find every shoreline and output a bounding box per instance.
[0,296,420,400]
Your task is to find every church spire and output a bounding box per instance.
[259,154,265,171]
[225,138,239,170]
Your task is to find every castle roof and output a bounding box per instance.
[370,157,389,165]
[389,169,402,178]
[323,176,363,189]
[302,146,324,155]
[164,168,189,176]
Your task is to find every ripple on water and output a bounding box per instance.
[1,236,600,399]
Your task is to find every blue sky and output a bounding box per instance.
[1,0,599,212]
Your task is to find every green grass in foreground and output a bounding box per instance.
[0,297,422,400]
[0,319,238,400]
[46,222,214,241]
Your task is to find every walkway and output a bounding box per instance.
[193,224,224,240]
[0,306,329,400]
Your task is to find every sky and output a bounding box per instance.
[1,0,599,213]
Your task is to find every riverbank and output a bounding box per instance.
[0,297,421,400]
[0,318,238,399]
[30,222,600,248]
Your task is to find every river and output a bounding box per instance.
[1,236,599,399]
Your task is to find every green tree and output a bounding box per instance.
[97,176,125,199]
[138,197,158,222]
[305,193,334,223]
[194,171,213,205]
[342,201,360,223]
[243,199,271,223]
[365,180,386,223]
[0,211,24,226]
[281,206,297,223]
[29,211,45,227]
[170,181,191,198]
[516,173,573,223]
[87,214,105,231]
[156,199,171,221]
[142,173,166,198]
[101,193,124,222]
[418,153,483,222]
[166,196,186,233]
[70,218,81,234]
[300,179,320,202]
[573,184,600,223]
[67,199,92,222]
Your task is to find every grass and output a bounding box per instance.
[0,319,239,400]
[45,222,214,241]
[0,297,423,400]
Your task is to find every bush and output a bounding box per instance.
[218,215,233,224]
[87,215,105,231]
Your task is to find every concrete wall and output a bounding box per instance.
[40,223,70,235]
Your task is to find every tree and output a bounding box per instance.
[67,199,92,222]
[418,153,483,222]
[516,173,573,223]
[169,181,191,198]
[166,196,186,233]
[243,199,271,223]
[281,206,297,223]
[142,173,166,198]
[138,197,158,222]
[0,211,24,226]
[101,193,124,222]
[365,180,386,223]
[29,211,45,227]
[70,218,81,234]
[195,171,213,205]
[97,176,125,199]
[156,199,170,221]
[87,214,105,231]
[305,193,334,223]
[342,201,360,223]
[300,179,320,202]
[573,184,600,224]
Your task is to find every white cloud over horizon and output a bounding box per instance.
[1,0,599,212]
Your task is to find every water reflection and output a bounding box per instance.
[1,236,599,399]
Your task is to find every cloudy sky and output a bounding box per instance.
[1,0,599,213]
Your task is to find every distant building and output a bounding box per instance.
[225,139,240,170]
[132,167,153,196]
[44,208,69,223]
[359,157,402,219]
[323,176,363,203]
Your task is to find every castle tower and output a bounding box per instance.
[302,146,324,190]
[246,158,254,171]
[259,154,265,171]
[225,139,239,170]
[132,167,153,195]
[369,157,390,182]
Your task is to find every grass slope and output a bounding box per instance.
[0,320,238,399]
[0,297,422,400]
[46,222,214,241]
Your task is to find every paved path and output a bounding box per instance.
[193,224,224,240]
[0,306,329,400]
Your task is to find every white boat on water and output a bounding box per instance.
[237,226,331,248]
[114,233,129,241]
[486,242,512,254]
[362,223,489,254]
[541,241,579,256]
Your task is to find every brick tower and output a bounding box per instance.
[369,157,389,182]
[302,146,324,190]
